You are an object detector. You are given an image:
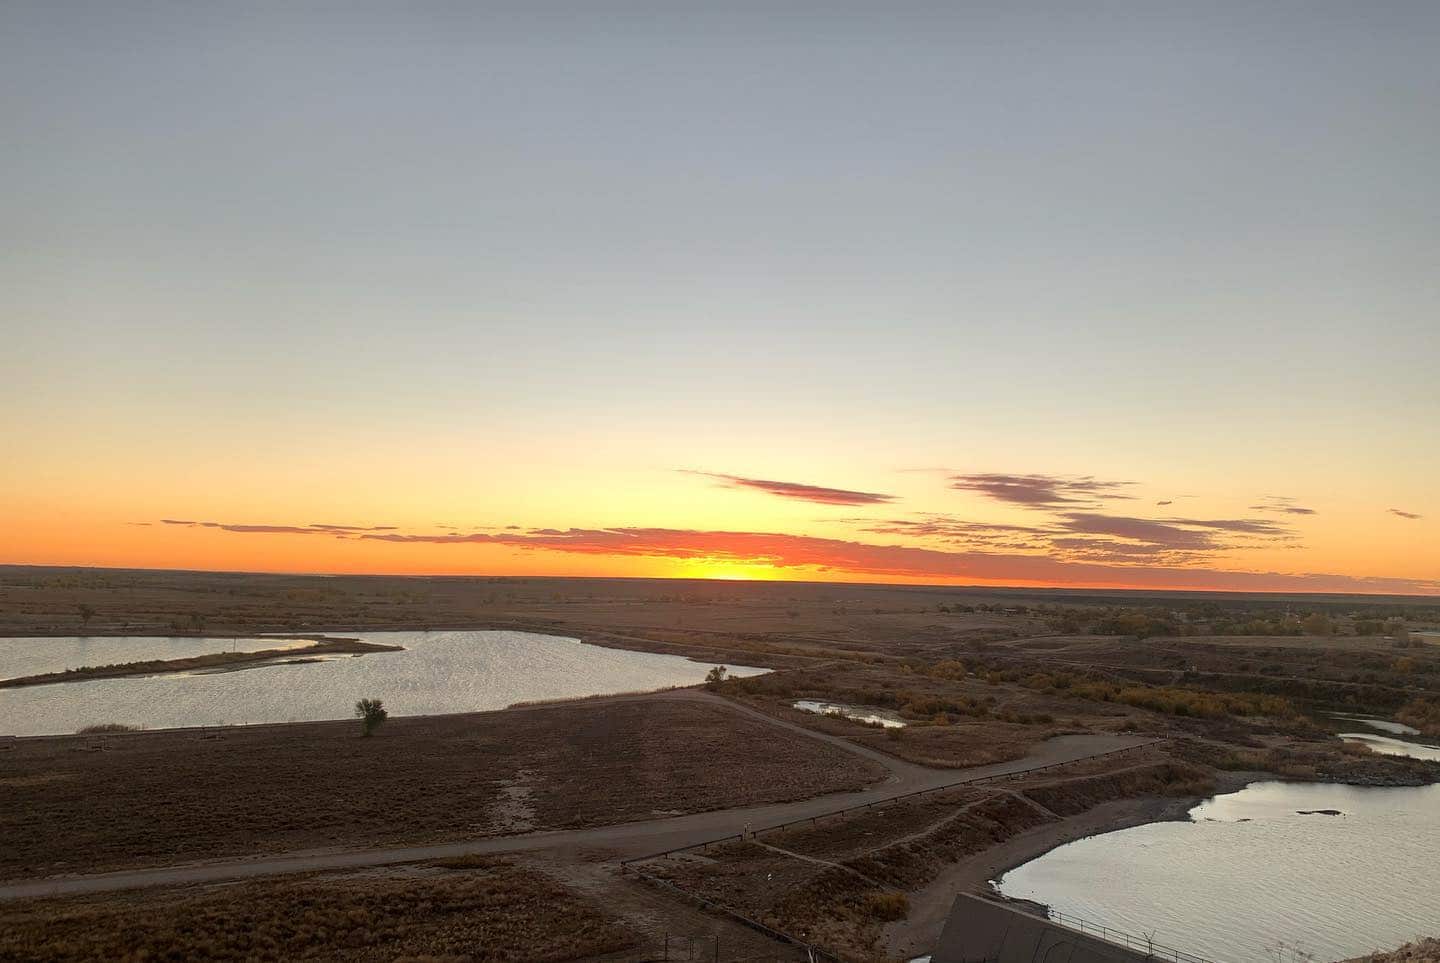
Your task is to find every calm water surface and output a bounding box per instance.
[996,780,1440,962]
[0,631,765,735]
[792,699,907,728]
[1329,712,1421,736]
[0,635,315,681]
[1339,731,1440,761]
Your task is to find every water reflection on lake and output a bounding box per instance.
[0,631,766,736]
[1329,712,1421,736]
[792,699,907,728]
[995,780,1440,962]
[0,635,315,682]
[1339,731,1440,761]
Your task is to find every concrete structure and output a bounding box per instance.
[931,895,1198,963]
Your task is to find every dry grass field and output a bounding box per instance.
[0,858,637,962]
[0,697,884,878]
[4,567,1440,961]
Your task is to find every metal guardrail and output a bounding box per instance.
[1047,908,1213,963]
[620,738,1164,866]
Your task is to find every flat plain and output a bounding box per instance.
[2,566,1438,961]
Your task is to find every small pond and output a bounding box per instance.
[792,699,907,728]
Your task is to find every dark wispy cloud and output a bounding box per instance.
[1389,508,1423,520]
[1049,513,1294,564]
[1249,496,1317,516]
[683,471,895,506]
[949,473,1134,509]
[1057,513,1217,550]
[850,509,1297,567]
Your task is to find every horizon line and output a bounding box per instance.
[3,562,1436,602]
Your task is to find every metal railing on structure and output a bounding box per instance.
[620,738,1165,867]
[1047,908,1213,963]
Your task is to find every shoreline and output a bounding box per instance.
[0,637,400,689]
[1,682,723,742]
[882,769,1262,959]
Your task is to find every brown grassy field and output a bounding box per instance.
[4,566,1440,962]
[0,858,636,962]
[1348,938,1440,963]
[0,697,884,878]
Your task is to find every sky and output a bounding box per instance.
[2,2,1437,594]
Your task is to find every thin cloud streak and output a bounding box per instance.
[949,473,1135,509]
[683,471,895,506]
[1389,509,1423,520]
[1250,496,1318,516]
[161,519,396,535]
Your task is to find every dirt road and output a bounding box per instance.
[0,690,1154,901]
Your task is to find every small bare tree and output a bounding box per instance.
[77,603,96,627]
[354,698,388,737]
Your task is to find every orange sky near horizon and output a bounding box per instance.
[2,465,1434,595]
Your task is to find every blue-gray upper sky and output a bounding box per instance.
[3,2,1437,586]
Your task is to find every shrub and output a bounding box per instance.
[928,659,968,681]
[864,891,909,921]
[355,698,388,737]
[1397,697,1440,737]
[77,723,137,734]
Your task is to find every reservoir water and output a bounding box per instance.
[995,779,1440,962]
[1339,731,1440,762]
[1329,712,1421,737]
[0,635,317,681]
[0,630,765,736]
